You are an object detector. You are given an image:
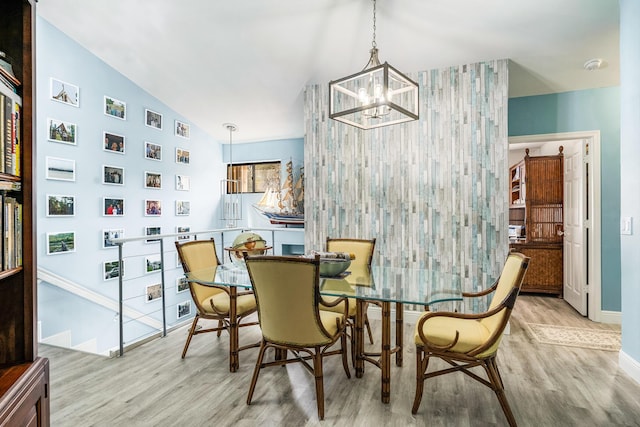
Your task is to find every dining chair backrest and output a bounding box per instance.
[477,252,529,356]
[175,239,223,302]
[245,255,334,346]
[326,238,376,270]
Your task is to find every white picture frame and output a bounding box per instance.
[46,231,76,255]
[175,120,190,139]
[46,156,75,181]
[46,194,75,217]
[47,118,77,145]
[102,228,124,249]
[145,108,162,130]
[175,200,190,216]
[104,95,126,120]
[103,165,125,186]
[50,77,79,107]
[176,175,190,191]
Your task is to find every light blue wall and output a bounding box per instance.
[508,87,621,311]
[620,0,640,366]
[36,17,224,350]
[222,138,304,228]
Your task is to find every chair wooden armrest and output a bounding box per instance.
[461,279,498,298]
[416,287,519,352]
[319,295,350,321]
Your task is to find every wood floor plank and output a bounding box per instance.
[39,295,640,426]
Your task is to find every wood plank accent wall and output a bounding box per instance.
[304,60,509,293]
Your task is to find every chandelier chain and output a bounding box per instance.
[371,0,377,48]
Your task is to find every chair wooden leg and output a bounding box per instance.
[247,340,267,406]
[181,315,200,359]
[216,320,223,337]
[313,348,325,420]
[340,330,351,379]
[364,313,374,344]
[485,357,517,427]
[411,345,426,414]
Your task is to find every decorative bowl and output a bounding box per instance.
[319,258,351,277]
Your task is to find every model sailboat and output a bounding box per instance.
[254,160,304,226]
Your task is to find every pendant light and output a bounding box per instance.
[220,123,241,228]
[329,0,419,130]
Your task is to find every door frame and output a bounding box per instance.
[509,130,602,322]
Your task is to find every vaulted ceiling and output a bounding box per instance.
[37,0,619,143]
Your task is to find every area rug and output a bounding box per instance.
[525,323,621,351]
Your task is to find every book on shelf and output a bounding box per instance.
[0,79,22,176]
[2,195,22,270]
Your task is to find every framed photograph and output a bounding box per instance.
[175,200,191,216]
[177,300,191,319]
[145,109,162,130]
[103,197,125,216]
[145,199,162,216]
[176,148,190,165]
[50,78,79,107]
[176,225,191,241]
[103,165,124,185]
[103,260,124,281]
[145,171,162,189]
[146,283,162,302]
[46,231,76,255]
[103,228,124,249]
[145,226,162,243]
[144,141,162,161]
[47,118,77,145]
[176,276,189,293]
[46,194,75,217]
[175,120,190,139]
[104,131,125,154]
[104,95,126,120]
[46,156,75,181]
[145,255,162,274]
[176,175,190,191]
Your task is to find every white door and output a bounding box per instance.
[563,141,587,315]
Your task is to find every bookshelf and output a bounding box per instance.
[0,1,50,425]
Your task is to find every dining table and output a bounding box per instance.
[184,261,462,404]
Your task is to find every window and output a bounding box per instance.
[226,161,280,194]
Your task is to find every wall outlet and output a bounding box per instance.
[621,217,633,235]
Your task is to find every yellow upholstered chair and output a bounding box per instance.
[320,238,376,363]
[175,239,258,365]
[245,255,351,420]
[412,251,530,427]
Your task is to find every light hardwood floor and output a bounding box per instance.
[40,295,640,426]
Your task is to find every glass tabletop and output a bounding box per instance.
[185,263,462,307]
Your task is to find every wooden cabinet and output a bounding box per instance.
[509,148,564,297]
[524,148,564,244]
[0,1,49,425]
[509,242,563,296]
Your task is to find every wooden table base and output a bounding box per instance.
[355,299,404,403]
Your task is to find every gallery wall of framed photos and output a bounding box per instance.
[34,16,303,355]
[35,16,225,350]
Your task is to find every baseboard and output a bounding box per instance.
[619,350,640,385]
[366,306,422,325]
[600,310,622,325]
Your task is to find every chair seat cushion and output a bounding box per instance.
[319,296,356,317]
[414,316,491,354]
[204,292,257,316]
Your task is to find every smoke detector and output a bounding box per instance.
[583,58,605,71]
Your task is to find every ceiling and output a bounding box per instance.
[37,0,620,143]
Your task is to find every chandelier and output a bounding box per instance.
[220,123,242,228]
[329,0,419,130]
